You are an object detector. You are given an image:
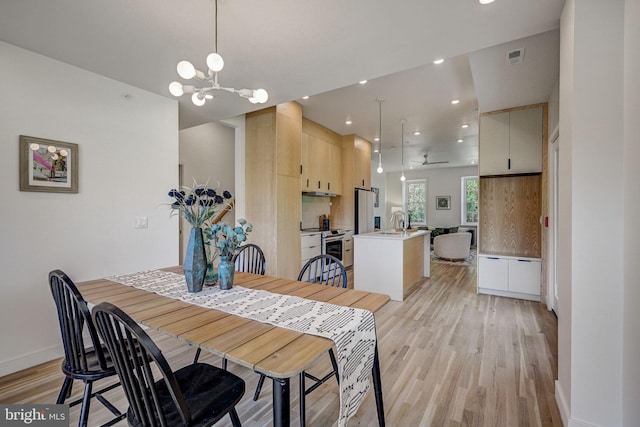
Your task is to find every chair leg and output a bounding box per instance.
[229,408,242,427]
[299,372,306,427]
[193,348,201,364]
[328,349,340,384]
[253,374,266,401]
[79,381,93,427]
[56,377,73,404]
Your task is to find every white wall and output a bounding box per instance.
[0,41,178,375]
[623,0,640,424]
[178,121,236,257]
[384,166,478,229]
[558,1,627,425]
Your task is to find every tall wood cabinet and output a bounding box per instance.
[331,134,372,229]
[477,103,547,302]
[246,102,302,280]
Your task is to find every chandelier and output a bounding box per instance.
[168,0,268,106]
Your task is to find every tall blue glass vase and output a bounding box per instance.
[217,255,235,290]
[184,227,206,293]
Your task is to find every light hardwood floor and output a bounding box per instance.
[0,261,561,426]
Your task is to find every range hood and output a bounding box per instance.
[302,191,337,197]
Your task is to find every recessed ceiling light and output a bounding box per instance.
[451,99,460,104]
[359,80,368,84]
[374,137,380,142]
[433,58,444,65]
[345,120,352,125]
[414,131,421,136]
[457,139,464,143]
[302,95,309,100]
[461,123,469,128]
[478,0,495,4]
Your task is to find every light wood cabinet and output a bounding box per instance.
[479,105,543,176]
[343,230,353,267]
[246,102,302,280]
[354,137,371,189]
[301,118,342,195]
[330,135,372,229]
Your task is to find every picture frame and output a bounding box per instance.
[436,195,450,210]
[371,187,380,207]
[19,135,78,193]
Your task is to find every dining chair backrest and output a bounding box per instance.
[49,270,109,375]
[92,302,194,426]
[233,243,266,275]
[297,254,347,288]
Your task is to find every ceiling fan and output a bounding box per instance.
[422,153,449,165]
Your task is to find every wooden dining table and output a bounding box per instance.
[77,266,390,427]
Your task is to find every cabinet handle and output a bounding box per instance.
[306,178,309,187]
[345,249,351,252]
[508,158,511,170]
[300,164,303,175]
[328,182,330,190]
[487,257,500,260]
[516,259,531,262]
[317,181,321,189]
[362,179,365,186]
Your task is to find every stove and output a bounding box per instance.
[301,228,346,261]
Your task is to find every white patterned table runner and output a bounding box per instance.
[107,270,377,427]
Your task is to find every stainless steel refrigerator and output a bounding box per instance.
[354,188,375,234]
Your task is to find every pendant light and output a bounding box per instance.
[168,0,268,106]
[400,120,406,182]
[376,97,384,174]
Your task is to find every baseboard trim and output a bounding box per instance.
[555,380,570,426]
[0,344,62,377]
[556,380,600,427]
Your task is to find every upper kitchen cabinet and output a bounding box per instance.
[350,135,372,189]
[479,105,544,176]
[301,118,342,195]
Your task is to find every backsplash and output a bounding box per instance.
[301,195,332,229]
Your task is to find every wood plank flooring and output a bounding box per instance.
[0,262,561,426]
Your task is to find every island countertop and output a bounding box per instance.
[354,229,429,240]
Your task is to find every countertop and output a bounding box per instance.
[354,229,429,240]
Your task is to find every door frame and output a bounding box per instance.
[547,126,560,313]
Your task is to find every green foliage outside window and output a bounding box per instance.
[407,181,426,223]
[464,177,479,224]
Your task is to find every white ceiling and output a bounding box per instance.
[0,0,564,172]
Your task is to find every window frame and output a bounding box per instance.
[461,176,479,226]
[403,178,427,225]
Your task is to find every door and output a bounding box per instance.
[546,129,560,314]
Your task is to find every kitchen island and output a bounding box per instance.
[353,229,430,301]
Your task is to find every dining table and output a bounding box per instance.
[77,266,390,427]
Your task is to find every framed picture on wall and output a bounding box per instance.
[19,135,79,193]
[371,187,380,207]
[436,195,450,210]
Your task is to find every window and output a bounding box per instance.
[404,179,427,225]
[461,176,479,225]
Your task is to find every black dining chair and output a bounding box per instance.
[49,269,126,427]
[233,243,267,275]
[253,254,347,426]
[193,243,267,364]
[92,301,245,427]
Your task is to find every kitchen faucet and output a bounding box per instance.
[390,210,408,231]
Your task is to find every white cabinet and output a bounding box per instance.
[301,232,322,269]
[478,254,541,301]
[343,230,353,267]
[479,106,543,176]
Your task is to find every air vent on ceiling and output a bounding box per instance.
[506,48,525,65]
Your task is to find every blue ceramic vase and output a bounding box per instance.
[184,227,206,293]
[217,255,234,290]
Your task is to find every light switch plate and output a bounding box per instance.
[135,216,148,229]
